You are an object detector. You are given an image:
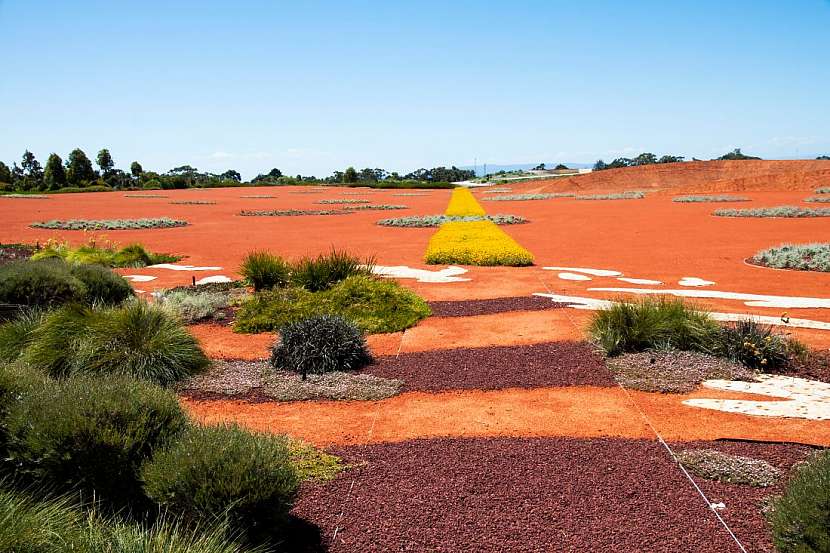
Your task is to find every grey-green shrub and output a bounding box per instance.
[483,193,573,201]
[714,206,830,217]
[588,297,720,356]
[673,195,750,202]
[804,196,830,203]
[815,187,830,194]
[377,214,527,227]
[157,290,230,323]
[271,315,373,376]
[771,450,830,552]
[4,374,188,511]
[341,204,408,210]
[142,423,299,541]
[30,218,188,230]
[238,209,351,216]
[577,191,645,200]
[316,198,369,204]
[752,243,830,272]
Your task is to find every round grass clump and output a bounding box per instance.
[4,373,187,511]
[771,450,830,552]
[239,251,290,291]
[271,314,373,376]
[21,301,209,385]
[588,297,720,356]
[752,243,830,272]
[142,423,299,541]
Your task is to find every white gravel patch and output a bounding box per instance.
[557,272,592,281]
[684,375,830,420]
[618,277,663,285]
[195,275,233,285]
[543,266,622,277]
[679,277,716,287]
[588,287,830,309]
[147,263,222,271]
[372,265,470,283]
[123,275,157,282]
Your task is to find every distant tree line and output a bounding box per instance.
[592,149,768,171]
[0,148,242,192]
[250,165,474,186]
[592,153,685,171]
[816,155,829,161]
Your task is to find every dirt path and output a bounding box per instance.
[183,385,830,447]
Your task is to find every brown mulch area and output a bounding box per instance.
[364,341,613,391]
[427,296,568,317]
[0,243,34,265]
[291,436,767,552]
[607,350,758,393]
[669,439,821,553]
[177,359,402,403]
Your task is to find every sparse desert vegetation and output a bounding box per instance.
[714,206,830,217]
[673,195,750,202]
[752,243,830,272]
[31,217,189,230]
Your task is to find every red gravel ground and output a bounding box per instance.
[292,436,780,552]
[366,341,613,391]
[669,440,818,553]
[427,296,568,317]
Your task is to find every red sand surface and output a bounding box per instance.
[183,385,830,447]
[3,172,829,348]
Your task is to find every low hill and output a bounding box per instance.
[526,160,830,194]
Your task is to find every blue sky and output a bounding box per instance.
[2,1,828,178]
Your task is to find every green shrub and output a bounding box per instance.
[234,275,431,334]
[715,320,803,371]
[32,241,179,268]
[239,251,290,291]
[771,450,830,552]
[21,302,209,385]
[0,310,44,363]
[0,363,47,461]
[70,264,134,305]
[4,374,187,511]
[142,423,299,541]
[290,249,374,292]
[588,297,720,356]
[52,185,112,194]
[271,315,373,376]
[0,260,86,308]
[0,487,254,553]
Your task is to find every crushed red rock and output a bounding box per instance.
[427,296,567,317]
[292,436,780,552]
[365,341,613,391]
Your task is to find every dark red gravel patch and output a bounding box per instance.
[427,296,568,317]
[363,341,614,391]
[291,437,748,552]
[670,439,821,553]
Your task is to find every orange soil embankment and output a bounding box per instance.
[526,160,830,194]
[183,385,830,448]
